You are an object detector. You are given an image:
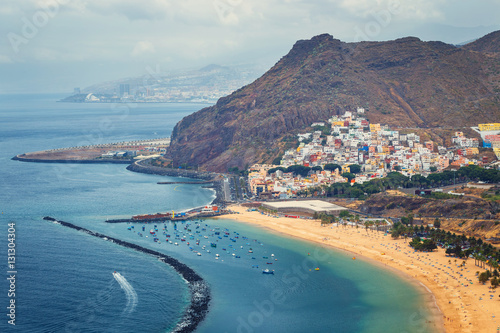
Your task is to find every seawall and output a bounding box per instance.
[127,159,226,207]
[12,155,133,164]
[43,216,210,333]
[126,159,216,180]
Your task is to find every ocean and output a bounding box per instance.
[0,94,438,332]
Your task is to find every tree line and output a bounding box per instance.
[285,165,500,199]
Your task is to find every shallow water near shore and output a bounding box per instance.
[0,94,439,332]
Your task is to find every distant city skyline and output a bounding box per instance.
[1,0,499,93]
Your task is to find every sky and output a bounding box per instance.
[1,0,499,94]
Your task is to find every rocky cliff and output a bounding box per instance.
[167,31,500,172]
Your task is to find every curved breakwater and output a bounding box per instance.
[11,154,133,164]
[43,216,210,333]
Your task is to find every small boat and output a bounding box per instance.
[266,262,273,265]
[315,267,320,271]
[197,252,201,256]
[262,269,274,275]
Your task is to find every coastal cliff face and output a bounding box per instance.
[168,31,500,172]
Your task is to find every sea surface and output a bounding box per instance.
[0,94,439,332]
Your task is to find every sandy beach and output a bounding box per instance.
[215,204,500,333]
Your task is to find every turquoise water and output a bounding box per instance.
[0,94,439,332]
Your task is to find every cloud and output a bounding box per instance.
[131,41,156,58]
[82,0,171,21]
[0,54,13,63]
[337,0,443,21]
[1,0,500,93]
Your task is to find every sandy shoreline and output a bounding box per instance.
[215,205,500,333]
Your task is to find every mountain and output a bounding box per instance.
[167,32,500,172]
[462,30,500,53]
[63,63,266,103]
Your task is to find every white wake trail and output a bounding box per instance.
[113,272,138,314]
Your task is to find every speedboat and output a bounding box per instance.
[262,269,274,275]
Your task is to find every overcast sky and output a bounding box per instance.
[1,0,499,93]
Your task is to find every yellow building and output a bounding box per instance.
[478,123,500,132]
[369,124,381,133]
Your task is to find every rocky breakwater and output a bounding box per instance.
[43,216,211,333]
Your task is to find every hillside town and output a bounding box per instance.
[248,108,496,198]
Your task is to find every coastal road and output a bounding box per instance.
[223,177,232,202]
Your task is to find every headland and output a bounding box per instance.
[11,138,169,164]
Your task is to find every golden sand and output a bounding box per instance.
[215,204,500,333]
